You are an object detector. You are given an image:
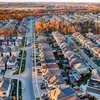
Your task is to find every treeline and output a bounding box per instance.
[0,9,33,20]
[35,18,76,34]
[35,17,100,34]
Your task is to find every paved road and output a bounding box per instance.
[21,19,35,100]
[5,19,35,100]
[65,35,100,70]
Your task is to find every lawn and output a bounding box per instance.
[13,50,26,75]
[78,73,91,86]
[13,59,26,75]
[59,55,64,59]
[21,59,26,73]
[10,80,22,100]
[19,50,23,58]
[83,49,93,58]
[53,52,59,60]
[11,79,17,96]
[58,63,63,69]
[19,81,22,100]
[23,50,27,58]
[93,60,100,67]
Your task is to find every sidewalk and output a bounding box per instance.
[32,67,47,100]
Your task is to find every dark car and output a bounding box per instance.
[40,86,46,89]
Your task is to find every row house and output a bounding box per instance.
[0,46,19,57]
[17,17,28,34]
[73,32,100,58]
[86,69,100,96]
[52,31,89,74]
[86,33,100,45]
[38,33,78,100]
[0,78,11,98]
[0,55,17,70]
[48,84,79,100]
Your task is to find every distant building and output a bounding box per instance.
[86,69,100,96]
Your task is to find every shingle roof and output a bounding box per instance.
[91,69,100,81]
[8,56,16,63]
[1,79,9,90]
[3,47,11,52]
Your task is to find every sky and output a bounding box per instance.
[0,0,100,3]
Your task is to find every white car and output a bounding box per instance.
[22,88,25,93]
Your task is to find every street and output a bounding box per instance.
[4,18,35,100]
[65,35,100,70]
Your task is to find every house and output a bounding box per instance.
[17,36,23,40]
[11,35,17,40]
[91,47,100,58]
[3,47,11,57]
[42,68,61,76]
[48,84,79,100]
[60,69,68,80]
[69,68,81,83]
[7,56,17,69]
[46,75,65,87]
[2,40,8,46]
[0,57,8,70]
[73,32,100,58]
[69,58,81,67]
[15,38,23,46]
[86,69,100,96]
[73,63,89,74]
[91,69,100,81]
[11,46,19,56]
[0,78,11,98]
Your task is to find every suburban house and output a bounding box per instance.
[73,32,100,58]
[7,56,17,69]
[52,31,89,74]
[0,78,11,98]
[42,68,61,76]
[11,46,19,56]
[73,63,89,74]
[3,47,11,57]
[86,69,100,96]
[46,75,65,87]
[0,57,8,70]
[48,85,79,100]
[86,33,100,45]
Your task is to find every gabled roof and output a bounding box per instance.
[12,46,18,52]
[74,63,87,69]
[0,57,8,64]
[91,69,100,81]
[43,68,61,76]
[69,58,81,66]
[8,56,16,63]
[48,85,76,100]
[3,46,11,52]
[46,75,65,85]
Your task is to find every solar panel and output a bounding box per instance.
[62,87,75,96]
[2,80,9,90]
